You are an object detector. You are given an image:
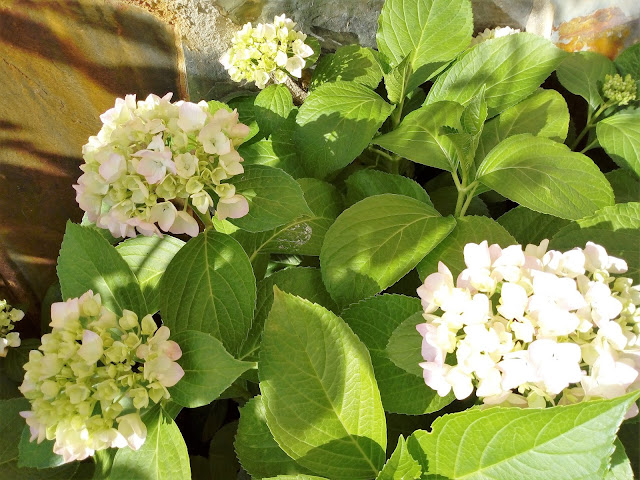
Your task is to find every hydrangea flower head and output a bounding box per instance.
[0,299,24,357]
[470,26,521,46]
[220,14,315,89]
[74,93,251,238]
[416,240,640,416]
[19,291,184,463]
[603,73,637,106]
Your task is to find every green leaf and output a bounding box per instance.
[263,476,329,480]
[427,33,566,116]
[606,169,640,203]
[0,398,29,466]
[311,45,383,90]
[376,436,421,480]
[556,51,616,109]
[373,101,464,171]
[159,231,256,355]
[386,312,425,378]
[321,194,456,307]
[295,82,394,178]
[18,427,64,469]
[254,85,295,138]
[3,338,39,383]
[407,392,640,480]
[57,222,147,316]
[376,0,472,74]
[477,134,614,220]
[116,235,184,314]
[305,37,321,66]
[597,108,640,178]
[229,165,312,232]
[476,89,570,162]
[416,216,516,280]
[228,94,260,143]
[429,186,489,217]
[233,178,343,261]
[236,395,311,479]
[550,202,640,282]
[345,169,432,207]
[497,206,571,246]
[384,56,412,105]
[342,295,451,415]
[605,438,634,480]
[259,289,387,479]
[3,462,82,479]
[461,87,487,137]
[209,421,240,479]
[615,42,640,78]
[238,136,307,179]
[239,267,338,362]
[167,330,253,408]
[111,407,190,480]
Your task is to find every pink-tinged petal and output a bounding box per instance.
[161,362,185,387]
[50,298,80,329]
[77,330,103,364]
[99,153,126,182]
[163,340,182,361]
[150,202,177,231]
[117,413,147,451]
[168,211,199,237]
[136,157,165,184]
[177,101,207,132]
[216,195,249,220]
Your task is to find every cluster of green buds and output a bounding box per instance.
[19,291,184,463]
[603,73,637,106]
[0,299,24,357]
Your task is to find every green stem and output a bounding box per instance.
[191,202,214,231]
[570,103,610,150]
[458,183,479,217]
[368,146,394,162]
[580,138,599,153]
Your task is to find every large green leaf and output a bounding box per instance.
[233,178,343,261]
[254,85,295,138]
[168,330,253,408]
[342,295,451,415]
[427,33,566,116]
[376,0,472,77]
[57,222,147,316]
[416,216,516,280]
[311,45,383,90]
[235,396,310,479]
[209,421,240,479]
[18,427,64,469]
[550,202,640,282]
[376,436,421,480]
[373,101,464,171]
[0,398,29,466]
[321,194,455,307]
[229,165,313,232]
[295,82,394,178]
[386,312,425,377]
[159,231,256,356]
[497,206,571,246]
[239,267,338,362]
[605,438,634,480]
[556,51,616,109]
[477,134,614,220]
[606,169,640,203]
[615,42,640,78]
[259,289,387,479]
[476,89,570,162]
[345,169,432,207]
[407,392,640,480]
[111,407,190,480]
[597,108,640,179]
[116,235,184,314]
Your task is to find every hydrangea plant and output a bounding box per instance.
[1,0,639,478]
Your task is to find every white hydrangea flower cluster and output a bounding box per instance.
[220,14,315,89]
[0,299,24,357]
[416,240,640,415]
[19,291,184,463]
[75,93,251,239]
[470,26,521,46]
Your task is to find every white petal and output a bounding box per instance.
[168,211,199,237]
